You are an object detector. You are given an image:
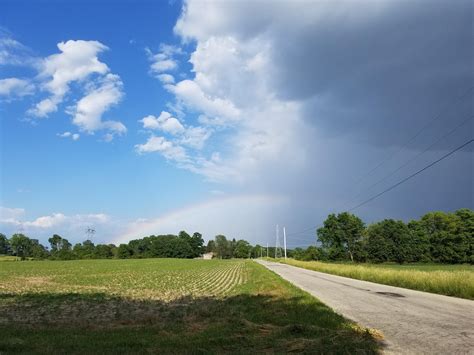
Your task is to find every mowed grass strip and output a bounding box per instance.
[0,258,380,354]
[274,258,474,299]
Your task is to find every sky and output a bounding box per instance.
[0,0,472,248]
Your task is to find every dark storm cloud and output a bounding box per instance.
[269,0,473,148]
[172,0,473,246]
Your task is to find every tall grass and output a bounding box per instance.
[275,259,474,300]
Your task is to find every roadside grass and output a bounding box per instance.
[0,259,380,354]
[272,258,474,300]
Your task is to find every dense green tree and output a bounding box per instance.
[93,244,114,259]
[455,208,474,263]
[30,240,49,259]
[251,244,263,258]
[73,240,96,259]
[48,234,69,252]
[317,212,365,261]
[215,235,232,259]
[206,240,216,253]
[48,234,73,260]
[365,219,412,263]
[233,240,252,258]
[230,238,237,258]
[117,244,132,258]
[291,246,326,261]
[190,232,205,257]
[419,211,469,263]
[9,234,33,260]
[406,220,431,262]
[0,233,10,255]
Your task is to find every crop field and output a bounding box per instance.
[0,258,379,354]
[276,258,474,299]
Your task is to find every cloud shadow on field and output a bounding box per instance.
[0,292,382,354]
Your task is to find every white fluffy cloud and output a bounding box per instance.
[0,206,115,244]
[0,207,109,229]
[0,77,34,99]
[168,79,240,125]
[178,125,211,149]
[0,206,25,224]
[140,1,308,183]
[157,73,175,84]
[137,110,211,161]
[16,39,128,140]
[135,135,188,162]
[29,40,109,118]
[146,44,183,76]
[57,131,80,140]
[68,73,126,137]
[140,111,184,134]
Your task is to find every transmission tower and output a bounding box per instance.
[275,224,282,258]
[85,226,96,240]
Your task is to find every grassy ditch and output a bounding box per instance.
[272,258,474,299]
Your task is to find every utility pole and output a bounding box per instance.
[283,226,287,259]
[266,243,269,257]
[275,224,279,258]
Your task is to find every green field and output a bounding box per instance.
[0,258,379,354]
[274,258,474,299]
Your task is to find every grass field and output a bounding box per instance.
[0,258,380,354]
[274,258,474,300]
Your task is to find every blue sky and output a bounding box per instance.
[1,0,472,247]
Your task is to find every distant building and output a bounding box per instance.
[202,252,214,260]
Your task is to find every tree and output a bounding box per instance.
[190,232,205,257]
[93,244,114,259]
[48,234,73,260]
[230,238,237,258]
[206,240,216,253]
[365,219,412,263]
[251,244,263,258]
[419,211,469,263]
[30,240,49,259]
[73,240,96,259]
[117,244,132,258]
[455,208,474,263]
[407,220,431,262]
[317,212,365,262]
[0,233,10,255]
[215,235,231,259]
[233,240,252,258]
[9,234,33,260]
[291,246,326,261]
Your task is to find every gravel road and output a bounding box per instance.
[257,259,474,354]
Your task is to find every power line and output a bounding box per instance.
[287,137,473,238]
[280,86,473,243]
[342,115,473,210]
[348,138,473,212]
[351,86,473,187]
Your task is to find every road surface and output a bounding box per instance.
[257,259,474,354]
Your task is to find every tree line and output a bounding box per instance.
[0,231,206,260]
[292,208,473,264]
[1,208,472,264]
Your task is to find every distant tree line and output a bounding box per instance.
[292,208,473,264]
[0,231,206,261]
[1,208,472,264]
